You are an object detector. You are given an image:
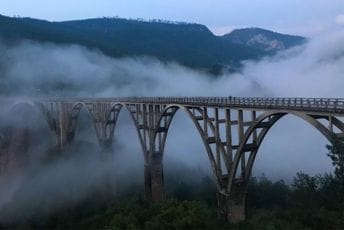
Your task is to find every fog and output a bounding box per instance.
[1,29,344,223]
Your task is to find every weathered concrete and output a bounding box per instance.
[218,180,247,223]
[144,154,164,201]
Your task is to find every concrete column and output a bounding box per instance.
[217,180,247,223]
[144,153,164,202]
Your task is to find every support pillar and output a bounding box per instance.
[144,153,164,202]
[217,180,247,223]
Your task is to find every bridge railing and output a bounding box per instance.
[120,97,344,112]
[41,97,344,113]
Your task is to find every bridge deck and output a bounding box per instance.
[40,97,344,114]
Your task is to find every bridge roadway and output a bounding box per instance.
[5,96,344,223]
[44,96,344,113]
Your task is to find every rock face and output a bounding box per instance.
[223,27,306,53]
[246,34,285,51]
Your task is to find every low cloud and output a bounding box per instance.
[335,14,344,26]
[238,30,344,97]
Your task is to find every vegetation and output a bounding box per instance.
[1,137,343,229]
[2,171,343,229]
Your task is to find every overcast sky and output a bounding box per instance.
[1,0,344,36]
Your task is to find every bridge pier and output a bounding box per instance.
[218,180,247,223]
[144,153,164,202]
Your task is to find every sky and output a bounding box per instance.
[1,0,344,36]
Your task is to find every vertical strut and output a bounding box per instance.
[143,104,147,151]
[214,108,221,174]
[225,109,232,163]
[251,111,258,143]
[203,107,208,137]
[238,110,245,178]
[329,115,333,133]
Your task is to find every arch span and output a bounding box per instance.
[68,102,146,154]
[104,102,148,157]
[154,104,228,189]
[229,110,336,192]
[68,102,99,145]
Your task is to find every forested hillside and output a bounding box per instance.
[0,15,305,74]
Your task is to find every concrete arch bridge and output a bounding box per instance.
[3,96,344,222]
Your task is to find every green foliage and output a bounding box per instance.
[247,174,290,209]
[327,136,344,187]
[325,136,344,214]
[165,174,217,206]
[2,171,344,230]
[3,139,344,229]
[107,200,224,230]
[291,172,319,209]
[234,209,310,230]
[290,173,343,229]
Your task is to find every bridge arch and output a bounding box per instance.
[68,102,146,151]
[67,102,99,145]
[228,110,338,192]
[153,104,227,190]
[104,103,149,159]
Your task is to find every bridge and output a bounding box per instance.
[3,96,344,222]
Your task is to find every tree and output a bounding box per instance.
[291,172,319,209]
[326,135,344,214]
[326,135,344,189]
